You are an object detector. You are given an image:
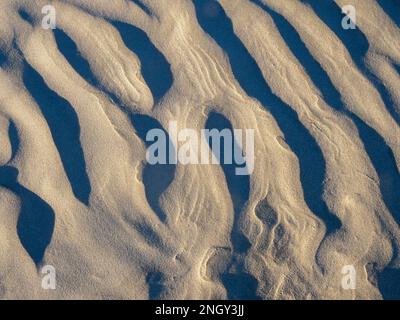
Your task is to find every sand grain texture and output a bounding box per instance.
[0,0,399,299]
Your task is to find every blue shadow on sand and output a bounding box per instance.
[301,0,400,125]
[111,21,173,103]
[53,28,122,106]
[146,271,165,300]
[131,114,176,223]
[253,0,400,298]
[54,29,97,86]
[18,8,35,25]
[0,51,6,66]
[193,0,341,235]
[0,166,55,265]
[128,0,153,16]
[379,266,400,300]
[251,0,400,225]
[205,112,250,253]
[205,111,260,300]
[8,121,19,161]
[376,0,400,28]
[23,61,91,205]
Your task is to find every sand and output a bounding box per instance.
[0,0,399,299]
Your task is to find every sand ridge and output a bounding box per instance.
[0,0,399,299]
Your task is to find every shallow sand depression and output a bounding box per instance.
[0,0,399,299]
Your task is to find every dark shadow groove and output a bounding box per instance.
[253,1,400,289]
[368,70,400,125]
[146,271,165,300]
[300,0,369,62]
[131,114,175,222]
[205,112,251,253]
[250,0,342,112]
[128,0,153,16]
[376,0,400,28]
[379,267,400,299]
[251,0,400,226]
[394,63,400,77]
[0,166,55,265]
[349,113,400,225]
[53,29,122,106]
[378,241,400,299]
[300,0,400,125]
[111,21,173,103]
[22,61,91,205]
[0,51,6,66]
[221,272,260,300]
[8,121,19,161]
[54,29,98,86]
[18,8,34,25]
[205,111,260,300]
[193,0,341,235]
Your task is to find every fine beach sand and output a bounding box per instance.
[0,0,399,299]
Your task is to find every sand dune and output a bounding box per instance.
[0,0,399,299]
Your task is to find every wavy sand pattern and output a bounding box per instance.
[0,0,399,299]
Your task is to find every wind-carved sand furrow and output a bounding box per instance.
[296,0,400,130]
[33,2,235,299]
[0,70,83,276]
[131,114,176,223]
[259,0,400,172]
[192,0,332,294]
[248,2,400,238]
[205,111,262,300]
[0,0,398,299]
[1,2,155,298]
[11,22,186,298]
[53,1,236,295]
[111,0,306,299]
[147,0,322,300]
[290,0,400,249]
[0,166,55,266]
[0,187,41,299]
[22,60,91,205]
[110,20,173,106]
[128,0,154,18]
[53,2,154,111]
[0,76,75,203]
[220,0,399,298]
[376,0,400,28]
[197,0,341,231]
[303,0,400,136]
[149,106,234,299]
[334,0,400,126]
[365,54,400,125]
[16,28,148,210]
[0,113,55,268]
